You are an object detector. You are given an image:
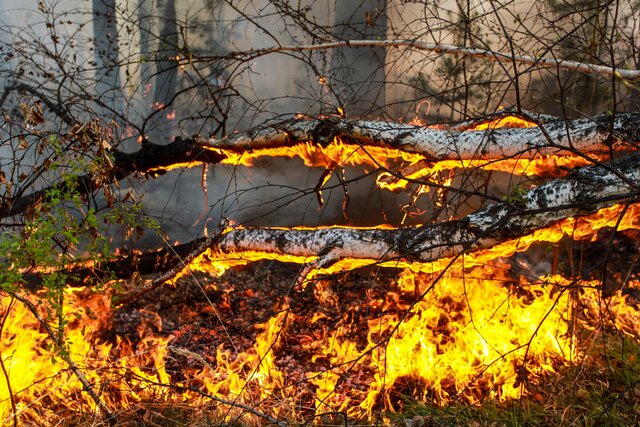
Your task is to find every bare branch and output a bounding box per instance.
[223,39,640,82]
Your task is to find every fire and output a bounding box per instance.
[3,111,640,424]
[2,201,640,423]
[360,267,573,412]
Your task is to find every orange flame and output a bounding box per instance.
[2,202,640,423]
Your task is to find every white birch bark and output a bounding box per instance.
[214,154,640,264]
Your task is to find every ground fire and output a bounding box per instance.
[2,112,640,425]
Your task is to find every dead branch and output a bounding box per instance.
[0,137,224,219]
[201,112,640,162]
[117,226,226,306]
[21,237,209,290]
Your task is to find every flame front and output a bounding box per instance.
[3,114,640,424]
[3,202,640,423]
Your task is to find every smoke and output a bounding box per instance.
[0,0,399,248]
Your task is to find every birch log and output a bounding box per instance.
[6,113,637,222]
[214,154,640,264]
[201,112,640,161]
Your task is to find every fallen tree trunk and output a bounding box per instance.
[4,112,638,221]
[201,112,640,162]
[212,153,640,265]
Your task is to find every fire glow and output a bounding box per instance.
[2,114,639,425]
[2,241,640,423]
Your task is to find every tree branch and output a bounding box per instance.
[0,137,224,219]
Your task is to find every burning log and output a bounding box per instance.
[201,112,640,162]
[4,112,637,220]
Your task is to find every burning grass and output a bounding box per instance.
[2,113,640,426]
[2,231,640,426]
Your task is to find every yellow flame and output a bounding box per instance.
[466,115,538,130]
[2,111,640,422]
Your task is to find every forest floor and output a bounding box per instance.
[67,231,640,426]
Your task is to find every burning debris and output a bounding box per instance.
[2,112,640,425]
